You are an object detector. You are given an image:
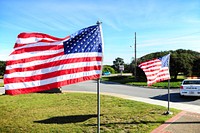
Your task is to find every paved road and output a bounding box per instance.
[62,80,200,106]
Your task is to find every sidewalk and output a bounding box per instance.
[151,111,200,133]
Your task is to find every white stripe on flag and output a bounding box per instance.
[8,49,64,61]
[14,41,64,51]
[16,37,57,44]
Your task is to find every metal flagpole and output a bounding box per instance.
[165,54,173,115]
[97,78,100,133]
[167,77,171,114]
[134,32,137,81]
[96,21,104,133]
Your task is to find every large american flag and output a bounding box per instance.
[4,24,103,95]
[139,54,170,86]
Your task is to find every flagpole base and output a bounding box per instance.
[39,87,62,93]
[163,111,173,115]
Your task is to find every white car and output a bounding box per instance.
[180,79,200,97]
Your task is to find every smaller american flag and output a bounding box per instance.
[139,54,170,86]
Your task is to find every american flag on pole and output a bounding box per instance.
[4,24,103,95]
[138,54,170,86]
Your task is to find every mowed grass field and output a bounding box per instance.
[0,76,3,87]
[0,83,3,87]
[0,93,179,133]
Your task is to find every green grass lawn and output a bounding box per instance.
[0,93,179,133]
[0,83,3,87]
[102,75,183,88]
[0,76,3,87]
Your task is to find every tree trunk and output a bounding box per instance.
[173,73,178,80]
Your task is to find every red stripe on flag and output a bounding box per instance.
[12,45,63,54]
[7,52,64,65]
[14,33,70,49]
[17,32,69,41]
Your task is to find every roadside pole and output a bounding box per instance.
[97,78,100,133]
[165,54,173,115]
[96,20,104,133]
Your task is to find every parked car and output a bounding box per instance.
[102,71,111,76]
[180,79,200,97]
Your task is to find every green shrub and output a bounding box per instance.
[103,65,115,74]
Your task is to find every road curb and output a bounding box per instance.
[0,87,4,94]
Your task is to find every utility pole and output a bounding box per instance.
[134,32,137,81]
[130,32,137,80]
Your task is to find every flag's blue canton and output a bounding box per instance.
[159,54,170,67]
[63,25,102,54]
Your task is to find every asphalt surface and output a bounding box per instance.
[61,80,200,106]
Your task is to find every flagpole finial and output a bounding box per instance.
[96,21,102,25]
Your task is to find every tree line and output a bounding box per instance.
[104,49,200,80]
[0,61,6,76]
[137,49,200,79]
[1,49,200,80]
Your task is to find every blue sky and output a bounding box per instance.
[1,0,200,65]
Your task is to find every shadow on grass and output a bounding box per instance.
[85,120,165,126]
[85,120,200,127]
[0,94,5,96]
[150,92,200,102]
[34,114,99,124]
